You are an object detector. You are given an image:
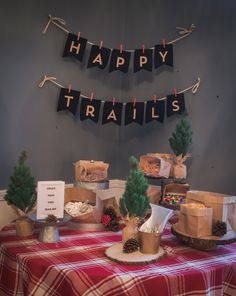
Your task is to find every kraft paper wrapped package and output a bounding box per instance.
[74,160,109,182]
[139,155,171,178]
[177,203,213,237]
[186,191,236,232]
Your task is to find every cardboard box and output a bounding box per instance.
[64,187,99,223]
[139,155,171,178]
[187,191,236,231]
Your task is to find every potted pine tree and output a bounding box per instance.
[119,156,150,244]
[169,116,193,179]
[4,151,36,236]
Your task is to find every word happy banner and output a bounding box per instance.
[63,33,173,73]
[43,15,195,74]
[38,75,201,126]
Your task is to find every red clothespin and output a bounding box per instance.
[90,92,94,102]
[77,32,81,40]
[133,97,136,107]
[120,44,123,54]
[173,88,177,97]
[153,95,157,104]
[142,44,145,54]
[112,97,116,106]
[162,39,166,48]
[99,41,103,49]
[68,84,72,93]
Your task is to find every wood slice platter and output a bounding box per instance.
[172,223,236,251]
[105,243,166,265]
[66,221,105,231]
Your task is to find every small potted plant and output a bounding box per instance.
[169,116,193,180]
[119,156,150,245]
[4,151,36,236]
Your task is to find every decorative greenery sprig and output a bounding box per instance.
[5,151,36,215]
[169,116,193,157]
[119,156,149,219]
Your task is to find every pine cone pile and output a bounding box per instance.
[101,207,120,232]
[212,221,227,237]
[108,220,119,232]
[104,207,117,220]
[123,238,139,253]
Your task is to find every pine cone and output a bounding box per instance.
[212,221,227,237]
[104,207,117,221]
[108,220,120,232]
[123,238,139,253]
[45,214,57,225]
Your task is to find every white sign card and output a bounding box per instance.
[36,181,65,220]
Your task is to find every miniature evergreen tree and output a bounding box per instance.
[120,156,149,219]
[169,116,193,157]
[5,151,36,216]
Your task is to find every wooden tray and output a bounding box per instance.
[172,224,236,251]
[66,221,105,231]
[105,243,166,265]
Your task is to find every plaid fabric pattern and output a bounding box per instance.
[0,221,236,296]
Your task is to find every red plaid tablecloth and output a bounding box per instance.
[0,221,236,296]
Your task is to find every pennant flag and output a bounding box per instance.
[87,45,111,69]
[125,102,144,125]
[80,97,101,122]
[166,93,185,117]
[145,100,165,123]
[109,49,131,73]
[102,101,123,125]
[154,44,173,68]
[62,33,87,61]
[133,49,153,72]
[57,88,80,115]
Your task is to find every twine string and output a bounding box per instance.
[38,75,201,104]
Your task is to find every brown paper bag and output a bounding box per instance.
[178,203,213,237]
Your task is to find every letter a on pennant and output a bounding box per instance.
[62,33,87,62]
[57,88,80,115]
[80,97,101,122]
[166,94,185,117]
[102,101,123,125]
[87,45,111,69]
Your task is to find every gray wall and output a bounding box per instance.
[1,0,236,194]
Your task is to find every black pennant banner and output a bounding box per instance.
[57,88,80,115]
[62,33,87,61]
[133,49,153,72]
[109,50,131,73]
[80,97,101,122]
[125,102,145,125]
[166,93,185,117]
[87,45,111,69]
[145,100,165,123]
[102,101,123,125]
[55,87,190,125]
[154,44,173,68]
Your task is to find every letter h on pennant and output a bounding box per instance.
[62,33,87,61]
